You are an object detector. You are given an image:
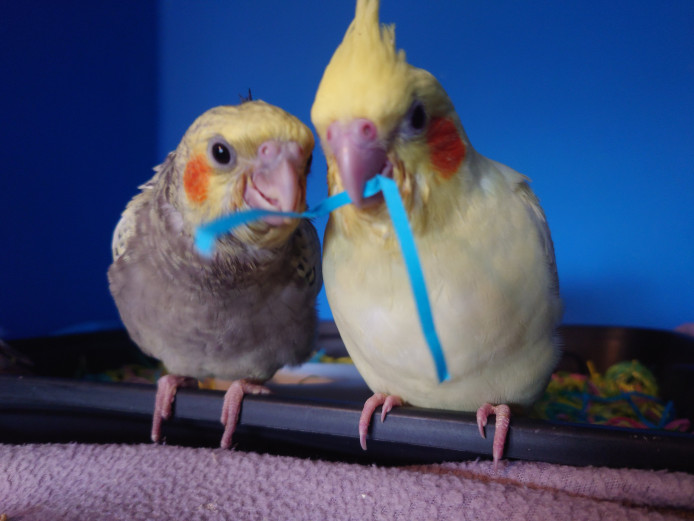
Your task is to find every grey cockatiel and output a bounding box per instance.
[108,100,321,448]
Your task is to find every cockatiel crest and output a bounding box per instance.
[312,0,470,238]
[312,0,411,129]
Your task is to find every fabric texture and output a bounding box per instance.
[1,443,693,520]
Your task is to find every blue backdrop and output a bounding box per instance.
[1,1,692,338]
[1,1,158,338]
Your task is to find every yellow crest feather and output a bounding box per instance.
[311,0,413,134]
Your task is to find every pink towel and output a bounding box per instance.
[1,443,692,520]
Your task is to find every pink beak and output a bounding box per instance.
[326,119,388,208]
[244,140,303,226]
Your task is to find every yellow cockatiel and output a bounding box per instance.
[311,0,562,465]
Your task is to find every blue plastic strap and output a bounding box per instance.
[194,175,450,382]
[375,176,450,382]
[195,191,356,257]
[195,180,379,256]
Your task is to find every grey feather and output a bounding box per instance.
[107,155,321,382]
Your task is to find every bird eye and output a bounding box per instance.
[207,137,237,170]
[401,101,427,139]
[212,143,231,163]
[410,103,427,130]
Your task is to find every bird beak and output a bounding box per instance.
[244,140,303,226]
[326,119,388,208]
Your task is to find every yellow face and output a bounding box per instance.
[175,101,315,247]
[311,0,470,236]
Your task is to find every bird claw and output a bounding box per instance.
[220,380,270,449]
[151,375,198,443]
[380,394,403,422]
[476,403,492,438]
[358,393,404,450]
[476,403,511,469]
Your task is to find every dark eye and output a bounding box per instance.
[207,137,237,170]
[401,101,428,139]
[410,103,427,130]
[212,143,231,164]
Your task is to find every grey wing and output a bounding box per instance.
[111,154,175,262]
[111,202,137,262]
[111,178,157,262]
[291,219,323,297]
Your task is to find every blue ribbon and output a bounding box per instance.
[195,175,450,383]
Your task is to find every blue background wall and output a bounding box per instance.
[1,1,692,338]
[1,1,158,338]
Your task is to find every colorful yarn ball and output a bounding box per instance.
[533,360,690,432]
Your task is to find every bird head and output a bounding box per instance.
[311,0,473,236]
[172,100,314,249]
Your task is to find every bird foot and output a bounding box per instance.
[358,393,404,450]
[220,379,271,449]
[152,374,198,443]
[476,403,511,469]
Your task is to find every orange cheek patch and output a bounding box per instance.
[183,154,211,204]
[427,117,466,179]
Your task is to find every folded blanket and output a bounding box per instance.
[1,443,692,520]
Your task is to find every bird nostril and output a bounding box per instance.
[361,121,376,141]
[354,119,378,144]
[326,120,377,147]
[289,142,301,158]
[259,141,279,160]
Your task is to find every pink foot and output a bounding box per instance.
[152,374,198,443]
[476,403,511,469]
[358,393,404,450]
[220,380,271,449]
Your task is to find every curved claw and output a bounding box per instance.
[380,395,404,422]
[476,403,511,469]
[358,393,404,450]
[220,380,271,449]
